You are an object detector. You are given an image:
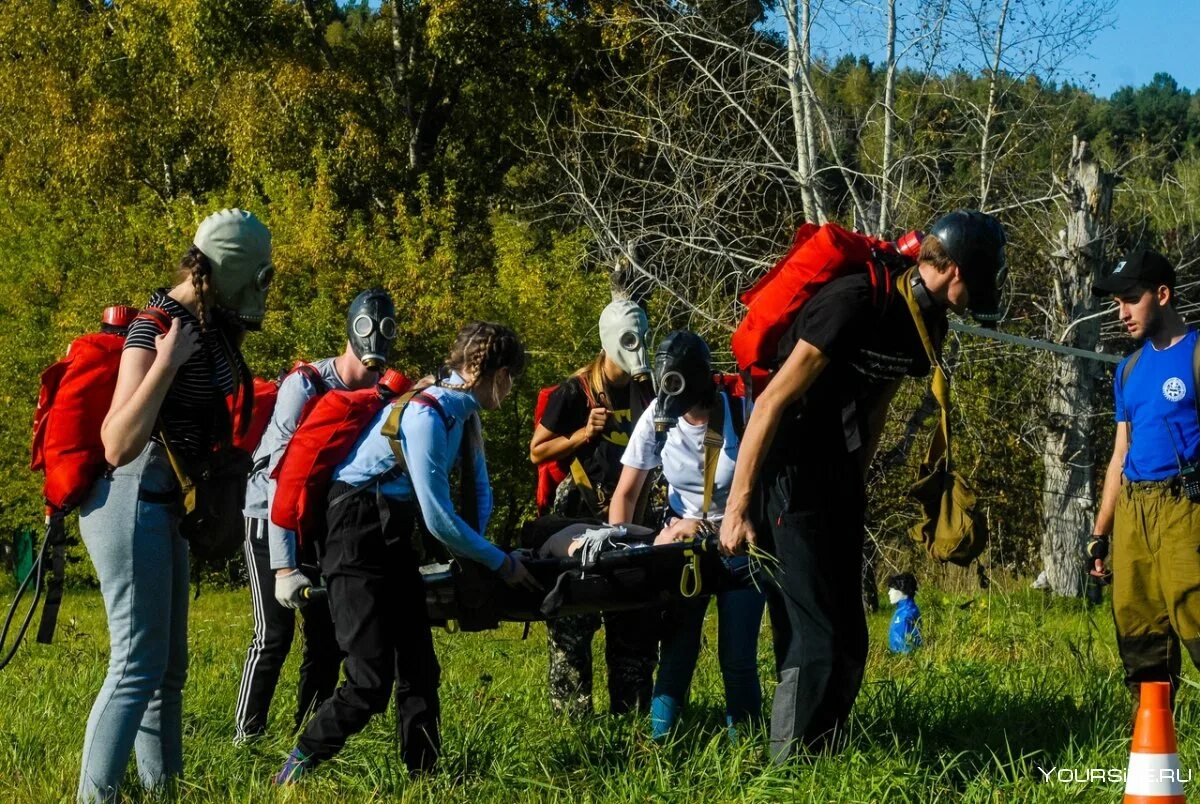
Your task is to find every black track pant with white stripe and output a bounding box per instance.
[234,516,343,740]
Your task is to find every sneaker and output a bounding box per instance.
[232,729,265,747]
[274,748,312,785]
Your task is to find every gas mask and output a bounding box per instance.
[194,208,273,331]
[928,210,1008,326]
[887,588,907,606]
[651,331,715,436]
[599,300,651,382]
[347,288,397,371]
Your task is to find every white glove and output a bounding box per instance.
[274,569,312,610]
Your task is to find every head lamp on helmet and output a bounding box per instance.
[928,210,1008,325]
[347,288,397,371]
[193,208,273,331]
[599,300,651,382]
[652,331,715,435]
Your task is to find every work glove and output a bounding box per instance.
[1084,534,1111,607]
[275,569,312,610]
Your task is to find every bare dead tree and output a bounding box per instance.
[1039,137,1118,597]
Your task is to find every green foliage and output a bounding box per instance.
[1,0,1198,583]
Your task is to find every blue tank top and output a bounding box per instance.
[1115,329,1200,481]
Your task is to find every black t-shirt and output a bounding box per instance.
[540,375,643,491]
[772,272,947,460]
[124,290,239,460]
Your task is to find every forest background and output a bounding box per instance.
[2,0,1198,598]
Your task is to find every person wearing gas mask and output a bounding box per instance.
[609,331,765,741]
[529,299,658,716]
[234,288,397,744]
[719,210,1007,763]
[77,209,270,801]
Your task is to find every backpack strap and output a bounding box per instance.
[380,390,454,465]
[133,305,173,335]
[1193,335,1199,423]
[897,269,951,470]
[293,362,328,396]
[568,373,607,516]
[700,394,728,520]
[1119,346,1145,445]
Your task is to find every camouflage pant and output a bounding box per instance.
[546,610,658,717]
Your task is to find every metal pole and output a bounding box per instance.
[948,321,1123,365]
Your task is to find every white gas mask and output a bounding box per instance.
[598,300,650,382]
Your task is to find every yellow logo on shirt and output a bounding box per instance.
[602,408,634,447]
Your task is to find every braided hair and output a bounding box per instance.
[444,322,526,389]
[175,246,213,334]
[174,244,255,437]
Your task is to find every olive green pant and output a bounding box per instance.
[1112,480,1200,699]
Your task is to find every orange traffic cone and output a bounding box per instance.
[1124,681,1186,803]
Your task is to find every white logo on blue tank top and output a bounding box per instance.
[1163,377,1186,403]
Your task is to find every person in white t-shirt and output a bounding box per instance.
[609,331,765,740]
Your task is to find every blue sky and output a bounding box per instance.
[792,0,1200,98]
[1059,0,1200,96]
[358,0,1198,97]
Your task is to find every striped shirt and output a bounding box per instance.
[124,290,238,460]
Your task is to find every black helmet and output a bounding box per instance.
[652,331,715,432]
[928,210,1007,324]
[347,288,397,371]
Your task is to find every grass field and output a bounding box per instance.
[0,578,1190,802]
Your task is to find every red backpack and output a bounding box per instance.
[31,305,171,513]
[731,222,911,397]
[271,368,412,545]
[229,363,326,456]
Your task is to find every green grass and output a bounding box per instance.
[0,579,1186,802]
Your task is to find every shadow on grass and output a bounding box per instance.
[852,661,1122,788]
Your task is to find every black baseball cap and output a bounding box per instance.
[1092,248,1175,297]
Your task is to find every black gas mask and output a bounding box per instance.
[652,331,716,436]
[347,288,397,371]
[928,210,1008,326]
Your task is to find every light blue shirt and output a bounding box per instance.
[333,373,505,571]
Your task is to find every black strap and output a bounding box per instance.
[328,464,408,511]
[724,391,746,440]
[35,517,67,645]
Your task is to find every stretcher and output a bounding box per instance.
[422,533,735,631]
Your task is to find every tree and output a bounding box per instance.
[1038,138,1118,597]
